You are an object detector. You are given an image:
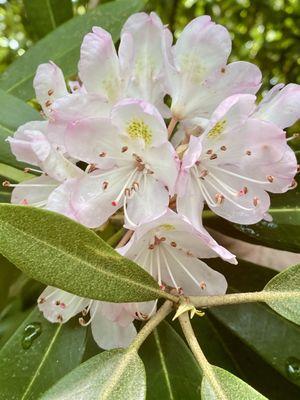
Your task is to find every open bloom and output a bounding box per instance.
[177,94,298,226]
[38,287,154,350]
[118,209,237,296]
[64,99,179,228]
[164,15,262,124]
[6,120,83,217]
[78,12,171,115]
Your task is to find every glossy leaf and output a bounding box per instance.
[0,204,163,302]
[24,0,73,40]
[207,259,300,387]
[0,0,146,100]
[201,366,267,399]
[41,349,146,400]
[264,264,300,325]
[203,182,300,253]
[0,163,34,182]
[140,320,202,399]
[0,307,87,400]
[0,89,42,168]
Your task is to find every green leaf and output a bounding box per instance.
[140,320,202,399]
[41,349,146,400]
[0,89,42,168]
[207,259,300,387]
[203,182,300,253]
[0,0,146,100]
[0,163,34,182]
[24,0,73,40]
[201,366,267,399]
[0,204,163,302]
[0,254,20,312]
[264,264,300,325]
[0,307,87,399]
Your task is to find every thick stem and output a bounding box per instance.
[129,300,174,351]
[116,229,134,248]
[190,290,298,308]
[167,117,178,139]
[179,311,227,400]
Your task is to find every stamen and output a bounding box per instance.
[48,89,54,96]
[111,168,138,206]
[45,100,52,107]
[79,303,99,326]
[102,181,108,190]
[206,149,213,155]
[253,197,260,207]
[99,152,106,157]
[215,193,224,204]
[170,241,177,247]
[209,153,217,160]
[3,181,57,188]
[24,167,43,174]
[160,246,179,290]
[121,146,128,153]
[210,165,270,184]
[220,145,227,151]
[267,175,274,183]
[245,150,252,156]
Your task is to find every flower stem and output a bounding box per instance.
[116,229,134,248]
[129,300,174,351]
[179,311,227,399]
[189,290,299,308]
[106,227,126,247]
[167,117,178,139]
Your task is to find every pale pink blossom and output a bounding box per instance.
[177,94,297,226]
[64,99,179,228]
[118,209,236,296]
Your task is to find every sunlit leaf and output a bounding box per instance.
[0,204,163,302]
[41,349,146,400]
[0,307,87,399]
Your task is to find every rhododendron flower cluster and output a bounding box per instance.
[6,12,299,349]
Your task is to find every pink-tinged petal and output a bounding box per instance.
[171,60,261,120]
[78,27,121,102]
[111,99,168,147]
[49,93,111,147]
[254,83,300,129]
[91,304,136,349]
[65,117,121,168]
[159,247,227,296]
[71,166,134,228]
[41,147,83,182]
[124,301,157,321]
[38,286,88,324]
[7,121,49,165]
[143,142,179,194]
[47,179,82,221]
[120,12,171,115]
[171,117,209,148]
[170,16,231,119]
[33,62,68,117]
[124,175,170,229]
[11,175,58,207]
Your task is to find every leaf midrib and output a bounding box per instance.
[0,218,161,300]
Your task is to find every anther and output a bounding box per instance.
[102,181,108,190]
[170,241,177,247]
[210,153,217,160]
[2,180,10,187]
[221,67,226,73]
[245,150,252,156]
[239,187,248,196]
[45,100,52,107]
[37,297,45,304]
[195,160,201,166]
[57,315,63,322]
[215,193,224,204]
[206,149,213,155]
[297,165,300,174]
[267,175,274,183]
[132,182,139,191]
[253,197,259,207]
[148,244,155,250]
[99,152,106,157]
[200,281,207,289]
[220,145,227,151]
[47,89,54,96]
[124,188,130,197]
[199,169,208,179]
[121,146,128,153]
[55,300,60,306]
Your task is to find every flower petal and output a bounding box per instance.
[120,12,171,115]
[91,305,136,349]
[111,99,168,148]
[47,178,82,220]
[33,62,68,117]
[78,27,121,102]
[38,286,88,324]
[254,83,300,129]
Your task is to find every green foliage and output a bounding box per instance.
[0,307,87,399]
[41,349,146,400]
[140,320,202,399]
[264,264,300,324]
[201,366,267,399]
[0,204,162,302]
[0,0,145,100]
[23,0,73,40]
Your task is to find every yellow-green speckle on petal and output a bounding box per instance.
[207,119,226,139]
[159,224,176,231]
[127,119,153,145]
